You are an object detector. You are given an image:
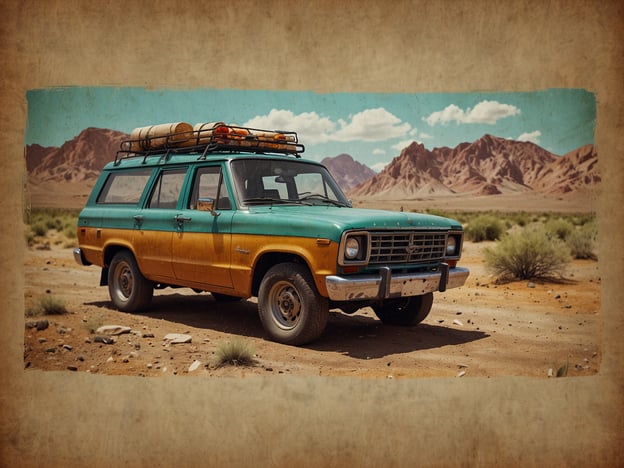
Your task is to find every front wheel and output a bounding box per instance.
[108,251,153,312]
[258,263,329,345]
[372,293,434,326]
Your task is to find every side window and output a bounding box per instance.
[148,168,187,209]
[97,168,152,204]
[189,166,231,210]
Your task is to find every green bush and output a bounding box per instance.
[26,296,68,316]
[544,218,574,241]
[484,226,571,281]
[566,223,597,260]
[31,222,47,237]
[465,214,505,242]
[214,339,256,367]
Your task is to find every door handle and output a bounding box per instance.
[133,215,144,223]
[174,215,192,224]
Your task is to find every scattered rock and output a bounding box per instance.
[457,371,466,377]
[94,336,115,344]
[26,319,49,331]
[67,366,78,372]
[188,360,202,372]
[62,344,73,351]
[452,319,463,326]
[163,333,192,344]
[142,333,155,338]
[527,282,536,288]
[96,325,132,336]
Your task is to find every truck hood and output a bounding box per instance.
[232,205,462,242]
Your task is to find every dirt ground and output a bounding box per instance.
[23,230,602,380]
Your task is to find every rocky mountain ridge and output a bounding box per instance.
[25,128,598,200]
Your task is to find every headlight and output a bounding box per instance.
[345,237,360,260]
[446,236,457,256]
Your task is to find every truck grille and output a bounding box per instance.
[369,231,447,264]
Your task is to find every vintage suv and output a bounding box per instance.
[74,121,469,345]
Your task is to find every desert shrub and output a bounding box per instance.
[84,314,104,334]
[465,214,505,242]
[63,224,77,239]
[484,226,571,280]
[31,222,47,237]
[566,223,597,260]
[544,218,574,241]
[27,296,68,316]
[214,339,256,367]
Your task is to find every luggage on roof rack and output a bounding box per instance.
[116,121,304,164]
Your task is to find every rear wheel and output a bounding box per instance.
[372,293,434,326]
[258,263,329,345]
[108,251,153,312]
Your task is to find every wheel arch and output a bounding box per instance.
[251,252,312,297]
[100,243,136,286]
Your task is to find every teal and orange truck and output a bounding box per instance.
[74,122,469,345]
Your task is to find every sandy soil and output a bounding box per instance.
[23,233,602,380]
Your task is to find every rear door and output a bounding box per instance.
[133,167,188,280]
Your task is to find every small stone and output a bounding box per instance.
[527,282,536,288]
[548,368,554,377]
[457,371,466,377]
[106,356,115,363]
[188,360,202,372]
[77,356,85,362]
[67,366,78,372]
[94,336,114,344]
[163,333,192,344]
[142,333,155,338]
[38,338,47,344]
[45,347,56,353]
[452,319,463,326]
[147,363,153,369]
[96,325,132,336]
[63,344,73,351]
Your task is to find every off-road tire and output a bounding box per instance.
[372,292,434,326]
[108,251,153,312]
[258,263,329,345]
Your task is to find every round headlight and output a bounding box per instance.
[446,236,457,255]
[345,237,360,260]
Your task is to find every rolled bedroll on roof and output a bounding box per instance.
[128,122,195,151]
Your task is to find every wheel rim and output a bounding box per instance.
[113,261,133,302]
[268,280,302,330]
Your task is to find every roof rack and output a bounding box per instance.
[114,121,305,165]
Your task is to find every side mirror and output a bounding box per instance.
[197,197,220,217]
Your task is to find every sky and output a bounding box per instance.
[25,87,595,172]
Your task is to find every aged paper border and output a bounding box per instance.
[1,1,622,466]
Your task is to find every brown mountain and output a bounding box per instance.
[321,153,377,191]
[348,134,599,198]
[26,127,128,183]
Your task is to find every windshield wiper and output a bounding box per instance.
[243,197,299,206]
[298,194,349,207]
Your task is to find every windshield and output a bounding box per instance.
[230,158,350,207]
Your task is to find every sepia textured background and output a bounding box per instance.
[1,0,622,466]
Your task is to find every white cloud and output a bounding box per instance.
[424,100,521,126]
[372,148,386,155]
[516,130,542,144]
[244,109,335,144]
[245,107,412,145]
[332,108,412,142]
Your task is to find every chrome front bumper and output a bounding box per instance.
[73,248,90,266]
[325,266,469,301]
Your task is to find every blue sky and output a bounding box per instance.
[25,87,595,172]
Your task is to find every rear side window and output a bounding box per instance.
[148,168,188,209]
[97,168,152,204]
